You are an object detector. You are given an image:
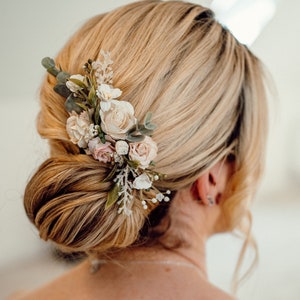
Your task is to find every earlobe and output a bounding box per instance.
[191,159,234,206]
[193,173,216,206]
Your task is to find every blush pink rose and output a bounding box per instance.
[88,137,114,163]
[129,136,158,169]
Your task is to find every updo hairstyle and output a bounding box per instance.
[24,1,268,259]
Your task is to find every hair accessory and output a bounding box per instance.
[206,195,215,206]
[42,50,170,216]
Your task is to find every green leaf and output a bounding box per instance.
[41,57,55,69]
[126,125,145,142]
[56,71,70,84]
[139,126,153,136]
[99,131,106,144]
[41,57,59,76]
[144,112,157,130]
[94,102,100,124]
[127,160,139,169]
[126,133,145,142]
[65,95,83,113]
[149,161,156,167]
[126,124,138,135]
[105,184,120,210]
[54,83,71,98]
[75,101,89,111]
[68,78,86,89]
[103,164,118,182]
[88,85,97,106]
[144,122,157,131]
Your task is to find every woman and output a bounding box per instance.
[11,1,268,299]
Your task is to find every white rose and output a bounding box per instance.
[96,83,122,101]
[115,140,129,155]
[100,100,136,140]
[133,173,152,190]
[66,74,85,93]
[66,111,96,148]
[129,136,158,169]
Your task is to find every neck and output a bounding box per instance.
[153,188,220,279]
[91,188,218,280]
[91,243,208,280]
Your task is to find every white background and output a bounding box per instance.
[0,0,299,299]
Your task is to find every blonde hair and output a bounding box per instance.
[24,0,268,284]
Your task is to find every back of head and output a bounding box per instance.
[24,1,268,255]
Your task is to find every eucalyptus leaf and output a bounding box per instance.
[47,67,59,77]
[41,57,59,76]
[144,122,157,131]
[139,126,153,136]
[144,112,153,124]
[143,112,157,130]
[126,133,145,142]
[41,57,55,69]
[105,184,120,210]
[56,71,70,84]
[54,84,72,98]
[65,95,83,113]
[99,131,106,144]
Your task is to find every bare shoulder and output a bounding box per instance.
[168,275,237,300]
[6,263,85,300]
[202,282,237,300]
[6,260,237,300]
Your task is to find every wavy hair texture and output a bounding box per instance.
[24,0,268,290]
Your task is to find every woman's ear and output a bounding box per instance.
[192,159,235,206]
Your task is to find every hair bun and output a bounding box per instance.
[24,155,147,253]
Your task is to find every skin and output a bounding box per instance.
[8,160,237,300]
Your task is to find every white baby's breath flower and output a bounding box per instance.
[66,74,85,93]
[92,61,101,70]
[66,111,96,148]
[100,100,136,140]
[156,193,164,202]
[129,136,158,169]
[115,140,129,155]
[132,173,152,190]
[97,83,122,101]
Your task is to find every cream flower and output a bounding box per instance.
[115,140,129,155]
[133,173,152,190]
[88,137,114,163]
[96,83,122,102]
[66,74,85,93]
[66,111,96,148]
[100,100,136,140]
[129,136,158,169]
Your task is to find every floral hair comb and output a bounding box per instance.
[42,50,170,215]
